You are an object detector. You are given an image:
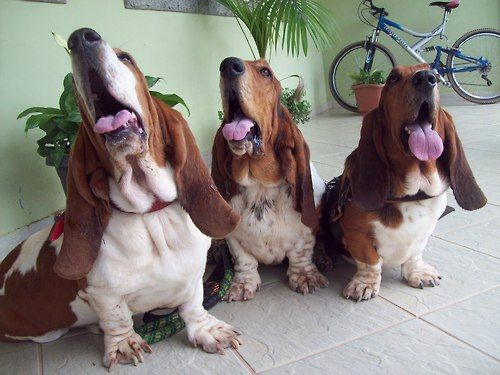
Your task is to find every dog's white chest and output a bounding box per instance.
[373,193,447,268]
[83,203,210,314]
[229,183,313,265]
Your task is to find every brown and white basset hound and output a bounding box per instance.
[211,57,328,301]
[324,64,487,301]
[0,28,242,369]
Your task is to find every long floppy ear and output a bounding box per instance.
[350,109,390,211]
[440,109,486,210]
[157,101,240,238]
[53,128,111,280]
[211,126,238,202]
[276,107,318,230]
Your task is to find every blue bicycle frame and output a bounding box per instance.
[367,10,490,84]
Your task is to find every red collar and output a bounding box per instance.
[112,196,173,214]
[49,197,172,242]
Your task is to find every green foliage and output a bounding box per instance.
[215,0,336,59]
[19,74,189,167]
[280,87,311,125]
[218,110,225,121]
[349,69,387,85]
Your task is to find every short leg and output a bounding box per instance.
[402,254,441,288]
[226,238,261,302]
[179,277,241,353]
[88,294,152,371]
[343,258,382,301]
[287,234,329,295]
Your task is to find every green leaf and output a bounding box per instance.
[50,146,66,168]
[37,144,51,158]
[24,114,58,133]
[54,119,80,133]
[145,75,163,89]
[149,91,190,116]
[17,107,62,119]
[52,32,70,55]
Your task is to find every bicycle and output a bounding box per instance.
[329,0,500,112]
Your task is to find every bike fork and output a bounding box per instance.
[364,29,380,72]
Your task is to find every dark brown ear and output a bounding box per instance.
[211,126,238,202]
[157,101,240,238]
[276,107,318,230]
[440,110,486,210]
[53,127,111,280]
[350,109,390,211]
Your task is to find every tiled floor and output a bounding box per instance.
[1,105,499,374]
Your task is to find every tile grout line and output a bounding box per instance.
[432,235,500,260]
[231,348,257,374]
[418,318,500,363]
[259,317,416,374]
[433,214,500,237]
[37,344,44,375]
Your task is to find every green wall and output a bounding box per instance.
[1,0,498,237]
[0,0,329,237]
[321,0,499,99]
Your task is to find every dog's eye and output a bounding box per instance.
[260,68,272,78]
[387,73,399,84]
[118,54,133,64]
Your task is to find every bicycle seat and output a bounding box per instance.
[429,0,460,10]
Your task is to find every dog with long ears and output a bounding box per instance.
[326,64,486,301]
[212,57,328,301]
[0,28,242,369]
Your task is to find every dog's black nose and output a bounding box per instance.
[220,57,245,78]
[411,70,437,92]
[68,28,102,51]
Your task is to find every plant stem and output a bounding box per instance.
[236,17,257,60]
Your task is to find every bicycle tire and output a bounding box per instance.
[446,28,500,104]
[329,41,396,113]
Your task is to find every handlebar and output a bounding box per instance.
[363,0,389,16]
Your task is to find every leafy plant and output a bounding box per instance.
[349,69,386,85]
[18,74,189,167]
[280,87,311,125]
[215,0,336,59]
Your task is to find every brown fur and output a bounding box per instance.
[337,64,486,265]
[212,59,318,230]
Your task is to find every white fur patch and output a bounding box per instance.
[310,162,326,207]
[0,227,51,296]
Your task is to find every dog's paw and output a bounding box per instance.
[403,262,441,289]
[103,332,152,371]
[288,269,329,295]
[226,281,259,302]
[189,316,241,354]
[343,278,380,302]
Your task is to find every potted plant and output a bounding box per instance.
[18,73,189,194]
[215,0,335,123]
[349,69,386,115]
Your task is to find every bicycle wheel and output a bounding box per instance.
[329,41,396,112]
[446,28,500,104]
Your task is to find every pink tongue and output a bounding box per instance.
[222,115,254,141]
[408,122,444,161]
[94,109,132,134]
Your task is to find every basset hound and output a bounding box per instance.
[0,28,242,369]
[212,57,328,301]
[324,64,487,301]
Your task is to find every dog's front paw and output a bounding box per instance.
[403,262,441,289]
[189,316,241,354]
[343,277,380,301]
[288,269,329,295]
[226,281,259,302]
[103,332,152,371]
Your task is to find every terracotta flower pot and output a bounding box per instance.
[352,83,384,115]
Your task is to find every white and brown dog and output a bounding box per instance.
[0,28,242,369]
[212,57,328,301]
[325,64,487,301]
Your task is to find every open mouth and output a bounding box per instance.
[401,101,443,161]
[88,68,145,141]
[222,93,261,145]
